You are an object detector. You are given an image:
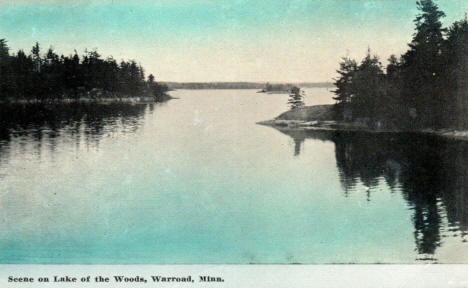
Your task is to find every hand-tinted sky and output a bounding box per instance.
[0,0,467,82]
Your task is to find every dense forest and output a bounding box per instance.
[333,0,468,130]
[0,41,168,102]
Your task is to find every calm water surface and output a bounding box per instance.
[0,88,467,263]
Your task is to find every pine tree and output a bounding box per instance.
[444,18,468,129]
[0,39,9,60]
[288,86,304,109]
[31,42,41,72]
[332,57,357,120]
[148,74,155,85]
[349,49,385,122]
[0,39,11,99]
[385,55,407,127]
[401,0,446,127]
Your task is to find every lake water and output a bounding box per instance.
[0,88,467,264]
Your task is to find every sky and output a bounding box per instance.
[0,0,467,82]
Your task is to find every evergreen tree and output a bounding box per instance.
[43,47,63,98]
[351,49,385,120]
[288,86,304,109]
[0,39,9,59]
[401,0,446,127]
[148,74,155,85]
[12,50,33,98]
[444,18,468,129]
[0,39,11,99]
[31,42,41,72]
[385,55,407,127]
[332,57,357,120]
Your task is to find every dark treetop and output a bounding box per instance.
[332,0,468,131]
[0,41,168,102]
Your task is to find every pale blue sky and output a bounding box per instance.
[1,0,467,81]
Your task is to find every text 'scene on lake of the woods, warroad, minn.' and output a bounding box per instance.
[8,275,225,284]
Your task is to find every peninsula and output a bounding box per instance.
[260,0,468,141]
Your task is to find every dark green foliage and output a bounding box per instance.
[443,18,468,129]
[0,39,13,99]
[287,86,305,109]
[332,57,357,121]
[333,0,468,130]
[148,74,169,101]
[350,50,386,120]
[333,50,386,125]
[401,0,446,128]
[0,41,168,101]
[263,82,294,92]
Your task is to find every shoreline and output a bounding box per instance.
[0,94,175,105]
[258,105,468,141]
[256,90,291,94]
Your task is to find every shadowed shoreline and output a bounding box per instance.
[258,104,468,141]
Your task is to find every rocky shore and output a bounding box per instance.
[258,104,468,141]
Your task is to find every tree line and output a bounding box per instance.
[0,40,168,102]
[261,82,294,92]
[333,0,468,130]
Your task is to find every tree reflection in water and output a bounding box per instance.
[0,102,151,174]
[277,127,468,259]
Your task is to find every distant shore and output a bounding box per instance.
[162,82,333,90]
[258,105,468,141]
[256,90,291,94]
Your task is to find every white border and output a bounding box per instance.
[1,265,468,288]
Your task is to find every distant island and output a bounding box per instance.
[258,83,294,94]
[162,81,333,90]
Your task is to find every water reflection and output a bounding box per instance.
[276,127,468,260]
[0,103,150,167]
[1,97,467,263]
